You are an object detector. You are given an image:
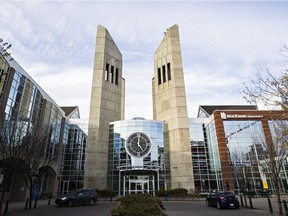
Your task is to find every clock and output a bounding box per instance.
[125,132,152,158]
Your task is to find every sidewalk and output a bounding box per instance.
[1,199,53,215]
[240,195,288,215]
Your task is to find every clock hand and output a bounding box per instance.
[137,140,143,151]
[138,144,143,151]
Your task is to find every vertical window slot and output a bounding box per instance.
[115,68,119,85]
[167,63,171,81]
[158,68,161,85]
[162,65,166,83]
[111,66,114,83]
[105,63,109,81]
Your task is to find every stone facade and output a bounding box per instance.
[84,25,125,190]
[152,25,195,191]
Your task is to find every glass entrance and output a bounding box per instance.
[129,180,149,194]
[123,175,155,195]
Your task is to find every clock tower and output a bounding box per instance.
[152,25,195,191]
[85,25,125,190]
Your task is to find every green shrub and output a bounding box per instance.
[169,188,188,196]
[155,188,188,197]
[155,189,166,197]
[96,188,116,198]
[199,192,209,197]
[111,194,166,216]
[101,189,116,198]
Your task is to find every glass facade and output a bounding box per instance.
[190,114,288,195]
[59,120,88,195]
[108,118,169,196]
[223,120,264,194]
[0,55,9,101]
[189,118,223,192]
[4,71,63,160]
[0,62,65,200]
[268,120,288,192]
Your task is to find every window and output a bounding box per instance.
[105,64,109,81]
[110,66,114,83]
[162,65,166,83]
[167,63,171,81]
[158,68,161,85]
[115,68,119,85]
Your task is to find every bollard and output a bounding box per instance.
[267,197,273,213]
[25,198,29,210]
[240,194,244,207]
[34,196,38,209]
[3,200,9,215]
[283,200,288,216]
[244,195,248,208]
[48,196,51,205]
[248,196,253,209]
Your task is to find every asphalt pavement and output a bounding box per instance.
[2,195,288,216]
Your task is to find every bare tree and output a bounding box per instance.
[0,119,60,211]
[259,120,288,215]
[19,124,60,209]
[242,45,288,215]
[243,45,288,110]
[0,120,29,215]
[230,152,250,207]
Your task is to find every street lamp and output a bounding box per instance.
[0,39,13,61]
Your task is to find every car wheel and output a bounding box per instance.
[89,198,95,206]
[217,202,222,209]
[235,205,239,209]
[206,201,210,207]
[68,200,73,207]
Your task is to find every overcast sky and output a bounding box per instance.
[1,1,288,120]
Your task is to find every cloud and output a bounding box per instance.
[1,1,288,121]
[25,63,92,118]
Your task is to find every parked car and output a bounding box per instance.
[55,188,98,207]
[206,191,239,209]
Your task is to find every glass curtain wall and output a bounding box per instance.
[223,120,265,195]
[59,123,87,195]
[268,120,288,193]
[206,119,223,191]
[1,70,64,197]
[108,119,169,195]
[189,120,211,192]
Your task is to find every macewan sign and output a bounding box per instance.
[220,112,263,120]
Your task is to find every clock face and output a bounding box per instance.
[125,132,152,158]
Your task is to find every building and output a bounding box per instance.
[152,25,194,191]
[190,105,288,194]
[0,44,65,201]
[85,25,288,195]
[0,42,89,201]
[58,107,88,195]
[84,25,125,190]
[108,117,169,196]
[1,24,288,200]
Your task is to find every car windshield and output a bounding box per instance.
[67,190,78,195]
[220,193,235,198]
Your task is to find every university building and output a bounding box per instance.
[0,25,287,201]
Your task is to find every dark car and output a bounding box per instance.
[206,192,239,209]
[55,188,98,207]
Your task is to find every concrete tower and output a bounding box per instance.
[85,25,125,189]
[152,25,194,191]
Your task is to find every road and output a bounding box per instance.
[163,200,273,216]
[6,201,118,216]
[5,199,276,216]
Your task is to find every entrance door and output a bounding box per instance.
[129,180,149,194]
